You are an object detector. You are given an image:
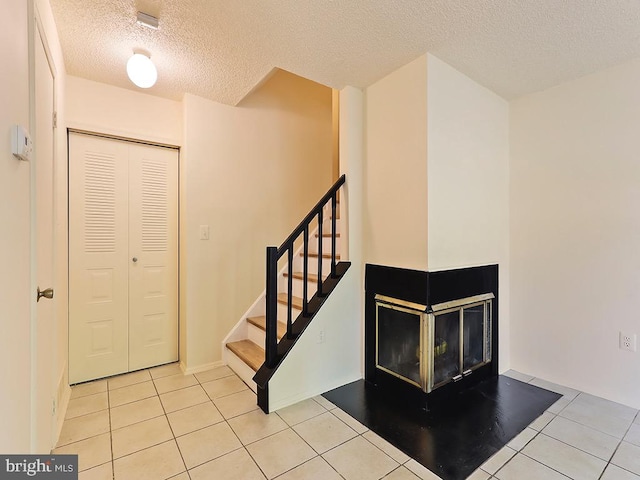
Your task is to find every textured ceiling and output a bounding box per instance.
[50,0,640,105]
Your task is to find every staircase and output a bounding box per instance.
[222,175,349,412]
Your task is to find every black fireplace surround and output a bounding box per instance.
[365,263,499,407]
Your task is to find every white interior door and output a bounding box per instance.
[69,134,130,384]
[69,134,178,383]
[128,143,178,370]
[32,24,55,452]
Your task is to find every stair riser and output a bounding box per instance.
[315,235,340,254]
[226,348,259,393]
[277,302,301,324]
[298,256,336,276]
[247,322,267,348]
[307,236,340,256]
[289,276,318,298]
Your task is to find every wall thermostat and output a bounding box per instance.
[12,125,33,162]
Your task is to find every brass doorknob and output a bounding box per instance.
[37,287,54,302]
[132,257,138,263]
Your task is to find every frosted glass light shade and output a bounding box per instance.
[126,53,157,88]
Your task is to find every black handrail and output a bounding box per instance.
[265,174,346,368]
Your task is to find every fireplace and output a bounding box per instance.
[365,264,498,405]
[375,293,493,393]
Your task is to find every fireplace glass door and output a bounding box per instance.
[376,302,423,388]
[429,294,494,391]
[432,310,460,386]
[463,304,486,371]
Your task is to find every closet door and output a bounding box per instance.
[69,133,178,384]
[128,143,178,370]
[69,134,129,383]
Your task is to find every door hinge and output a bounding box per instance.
[53,111,57,129]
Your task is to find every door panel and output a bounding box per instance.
[69,134,129,384]
[128,144,178,370]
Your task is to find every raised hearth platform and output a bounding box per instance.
[323,376,561,480]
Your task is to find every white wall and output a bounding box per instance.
[426,54,510,370]
[66,76,183,146]
[364,55,428,270]
[0,0,32,453]
[510,58,640,409]
[182,70,333,370]
[269,86,365,410]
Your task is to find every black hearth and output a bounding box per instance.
[365,263,499,407]
[323,263,561,480]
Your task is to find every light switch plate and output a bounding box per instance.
[199,225,210,240]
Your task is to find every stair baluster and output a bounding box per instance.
[317,208,323,296]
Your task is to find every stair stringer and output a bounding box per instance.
[266,265,362,412]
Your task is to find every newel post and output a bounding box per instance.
[265,246,278,368]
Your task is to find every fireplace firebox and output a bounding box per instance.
[365,264,498,405]
[375,293,493,393]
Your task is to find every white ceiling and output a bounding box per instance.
[50,0,640,105]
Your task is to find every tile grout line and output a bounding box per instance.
[242,444,273,479]
[191,366,263,478]
[150,367,191,479]
[600,415,640,480]
[291,399,405,479]
[270,402,329,479]
[107,371,115,480]
[516,443,598,480]
[168,366,256,476]
[498,449,570,480]
[194,373,249,474]
[535,428,621,464]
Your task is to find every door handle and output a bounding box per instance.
[132,257,138,263]
[37,287,54,302]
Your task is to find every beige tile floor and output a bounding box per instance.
[54,364,640,480]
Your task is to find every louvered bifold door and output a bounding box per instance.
[69,134,178,383]
[69,134,130,384]
[127,144,178,371]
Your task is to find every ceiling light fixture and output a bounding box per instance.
[126,52,157,88]
[136,11,159,30]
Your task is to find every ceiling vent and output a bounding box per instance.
[136,11,159,30]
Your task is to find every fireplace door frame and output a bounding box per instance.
[375,293,494,394]
[428,293,494,392]
[374,296,429,390]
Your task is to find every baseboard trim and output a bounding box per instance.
[53,365,71,449]
[268,373,362,412]
[180,360,225,375]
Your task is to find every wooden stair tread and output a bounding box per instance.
[226,340,264,371]
[247,315,286,339]
[283,272,319,283]
[277,293,303,310]
[315,233,341,238]
[305,252,341,259]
